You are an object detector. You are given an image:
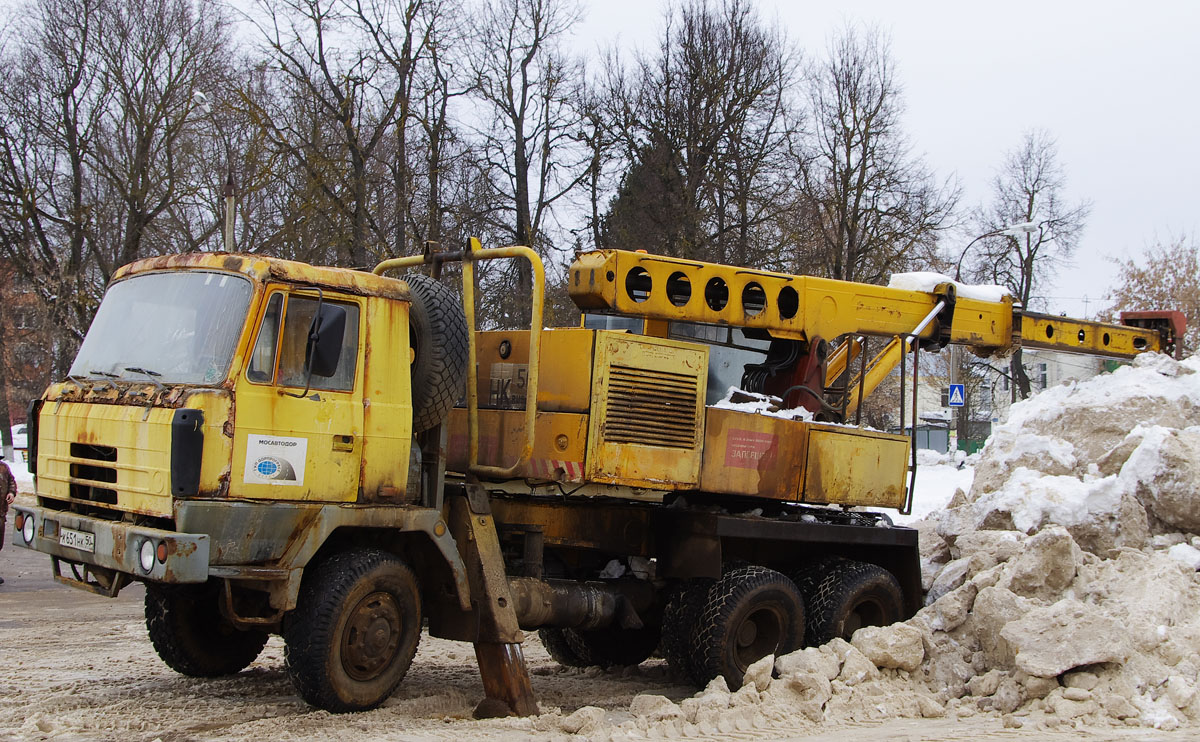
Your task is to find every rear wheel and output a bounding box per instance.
[689,566,805,689]
[283,549,422,712]
[660,578,715,682]
[145,582,267,677]
[539,625,660,669]
[538,627,589,667]
[792,557,903,646]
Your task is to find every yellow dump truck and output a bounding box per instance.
[10,240,1182,715]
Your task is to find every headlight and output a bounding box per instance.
[139,539,156,573]
[21,513,34,544]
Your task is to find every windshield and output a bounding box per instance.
[69,271,254,385]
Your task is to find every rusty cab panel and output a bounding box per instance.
[229,285,413,504]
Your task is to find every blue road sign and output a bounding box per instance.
[948,384,965,407]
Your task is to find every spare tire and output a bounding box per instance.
[403,273,468,433]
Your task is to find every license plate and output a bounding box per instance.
[59,527,95,553]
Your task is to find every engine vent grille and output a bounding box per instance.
[68,443,118,505]
[602,365,700,448]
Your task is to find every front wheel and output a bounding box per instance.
[145,582,268,677]
[284,549,422,712]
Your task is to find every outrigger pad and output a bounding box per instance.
[473,641,539,717]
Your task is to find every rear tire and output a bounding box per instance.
[145,582,267,677]
[689,566,805,689]
[660,578,714,682]
[404,273,468,434]
[792,557,903,646]
[539,625,660,669]
[283,549,422,712]
[538,627,589,667]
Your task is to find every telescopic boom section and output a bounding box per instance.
[569,250,1176,360]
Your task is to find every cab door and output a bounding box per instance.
[231,288,364,502]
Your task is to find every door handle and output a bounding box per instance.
[333,434,355,452]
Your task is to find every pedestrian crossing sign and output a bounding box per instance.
[948,384,965,407]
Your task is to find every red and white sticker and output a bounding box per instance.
[529,458,584,482]
[725,429,779,470]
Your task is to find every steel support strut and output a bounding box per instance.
[446,482,539,717]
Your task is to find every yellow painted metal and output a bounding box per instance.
[463,242,544,480]
[570,250,989,343]
[445,408,588,482]
[36,402,176,516]
[118,252,410,302]
[375,240,546,480]
[699,408,808,500]
[843,336,906,418]
[569,250,1167,358]
[360,295,414,500]
[1019,312,1164,357]
[585,332,707,489]
[802,425,910,508]
[474,328,595,413]
[182,390,237,497]
[230,287,365,502]
[824,337,862,387]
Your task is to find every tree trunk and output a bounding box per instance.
[0,319,12,462]
[1011,349,1032,400]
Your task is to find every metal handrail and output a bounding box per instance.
[374,238,545,479]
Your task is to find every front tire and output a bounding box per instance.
[145,582,268,677]
[284,549,422,712]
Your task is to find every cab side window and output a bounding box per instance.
[247,293,360,392]
[247,294,283,383]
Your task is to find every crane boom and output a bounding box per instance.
[569,249,1176,360]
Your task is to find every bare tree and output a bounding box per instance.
[790,25,956,284]
[1106,234,1199,355]
[0,0,106,354]
[971,129,1091,398]
[602,0,795,266]
[467,0,585,319]
[90,0,231,274]
[250,0,430,266]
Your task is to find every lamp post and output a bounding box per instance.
[949,221,1037,451]
[953,221,1038,282]
[193,91,236,252]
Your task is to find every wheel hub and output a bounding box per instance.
[342,591,402,681]
[734,606,783,670]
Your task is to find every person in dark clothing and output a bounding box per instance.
[0,459,17,585]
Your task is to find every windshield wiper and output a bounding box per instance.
[87,370,119,391]
[125,366,165,390]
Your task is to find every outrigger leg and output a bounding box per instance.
[449,482,539,717]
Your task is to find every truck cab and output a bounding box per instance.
[18,253,419,594]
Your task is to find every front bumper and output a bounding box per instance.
[11,504,210,587]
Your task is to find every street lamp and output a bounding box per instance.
[192,91,236,252]
[949,221,1035,452]
[953,221,1039,282]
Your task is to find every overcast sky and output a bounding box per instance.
[574,0,1200,318]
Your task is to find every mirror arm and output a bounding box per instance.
[281,287,324,400]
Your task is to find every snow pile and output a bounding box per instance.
[711,387,814,422]
[888,271,1012,303]
[942,353,1200,553]
[552,352,1200,738]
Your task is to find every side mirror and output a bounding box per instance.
[305,304,347,378]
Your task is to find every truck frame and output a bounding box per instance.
[11,239,1182,715]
